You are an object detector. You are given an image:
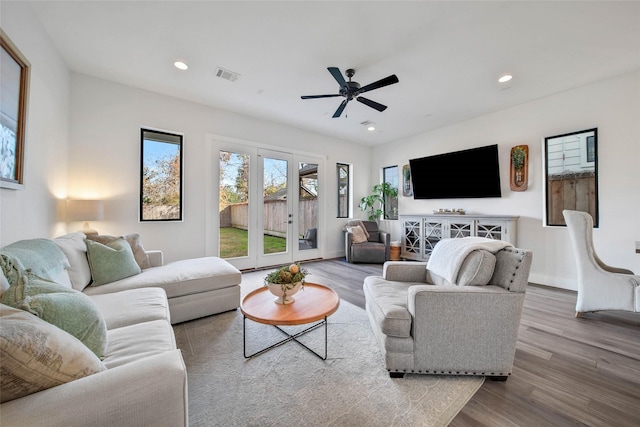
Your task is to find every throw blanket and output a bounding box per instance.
[426,237,513,284]
[0,239,69,286]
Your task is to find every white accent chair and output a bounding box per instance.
[563,210,640,317]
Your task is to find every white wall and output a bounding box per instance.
[372,71,640,290]
[68,73,371,262]
[0,1,70,246]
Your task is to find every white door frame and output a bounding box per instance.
[207,135,324,271]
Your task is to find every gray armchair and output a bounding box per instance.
[345,221,390,264]
[363,244,532,380]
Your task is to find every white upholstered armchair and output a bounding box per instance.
[563,210,639,316]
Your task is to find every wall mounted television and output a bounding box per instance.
[409,144,502,199]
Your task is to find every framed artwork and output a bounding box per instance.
[140,128,183,221]
[1,29,30,189]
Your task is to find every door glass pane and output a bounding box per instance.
[219,151,249,258]
[299,162,318,250]
[263,157,288,254]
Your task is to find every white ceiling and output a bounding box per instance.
[28,1,640,146]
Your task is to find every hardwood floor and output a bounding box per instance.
[299,258,640,427]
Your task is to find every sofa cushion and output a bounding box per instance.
[0,238,70,287]
[1,274,108,358]
[82,257,242,299]
[102,319,176,369]
[0,304,106,403]
[351,242,386,264]
[428,250,497,286]
[0,273,9,297]
[346,225,368,243]
[54,232,92,291]
[89,287,171,329]
[86,237,142,286]
[363,276,413,338]
[345,219,370,238]
[87,233,151,270]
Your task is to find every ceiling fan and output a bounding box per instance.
[301,67,399,118]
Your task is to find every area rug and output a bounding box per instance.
[174,297,484,427]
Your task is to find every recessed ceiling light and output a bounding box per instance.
[174,61,189,71]
[498,74,513,83]
[367,126,376,131]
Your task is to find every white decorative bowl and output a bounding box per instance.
[266,281,303,305]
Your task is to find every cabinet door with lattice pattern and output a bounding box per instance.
[447,220,474,239]
[423,221,443,255]
[476,223,504,240]
[401,217,422,260]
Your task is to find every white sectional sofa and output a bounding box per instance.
[53,232,242,324]
[0,232,242,426]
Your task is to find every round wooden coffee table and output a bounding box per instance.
[241,282,340,359]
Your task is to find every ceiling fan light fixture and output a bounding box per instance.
[174,61,189,71]
[498,74,513,83]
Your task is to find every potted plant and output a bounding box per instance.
[359,182,398,221]
[264,263,308,305]
[511,146,526,185]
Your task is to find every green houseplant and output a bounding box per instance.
[511,146,526,171]
[359,182,398,221]
[511,146,527,187]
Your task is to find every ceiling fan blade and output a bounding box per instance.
[301,94,342,99]
[328,67,347,88]
[356,74,399,95]
[332,99,348,118]
[356,97,387,112]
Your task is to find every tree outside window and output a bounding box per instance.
[140,129,183,221]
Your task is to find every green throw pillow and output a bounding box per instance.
[85,237,141,286]
[1,274,108,358]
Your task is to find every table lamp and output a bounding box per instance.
[67,199,104,235]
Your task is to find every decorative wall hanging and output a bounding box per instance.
[402,164,412,197]
[0,29,30,189]
[509,145,528,192]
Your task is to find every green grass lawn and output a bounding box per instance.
[219,227,286,258]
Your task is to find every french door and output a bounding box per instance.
[217,144,321,270]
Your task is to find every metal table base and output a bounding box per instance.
[243,316,328,360]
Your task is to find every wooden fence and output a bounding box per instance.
[219,199,318,237]
[546,173,596,225]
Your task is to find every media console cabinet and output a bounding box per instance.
[399,214,519,261]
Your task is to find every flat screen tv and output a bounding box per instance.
[409,144,502,199]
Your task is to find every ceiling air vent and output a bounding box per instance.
[360,120,373,126]
[215,67,240,82]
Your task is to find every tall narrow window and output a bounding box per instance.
[219,150,250,258]
[382,165,398,220]
[337,163,350,218]
[140,129,183,221]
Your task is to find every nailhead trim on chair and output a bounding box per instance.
[388,369,511,376]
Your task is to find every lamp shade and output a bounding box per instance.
[66,200,104,221]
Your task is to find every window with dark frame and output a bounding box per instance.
[337,163,350,218]
[140,129,183,221]
[382,165,399,220]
